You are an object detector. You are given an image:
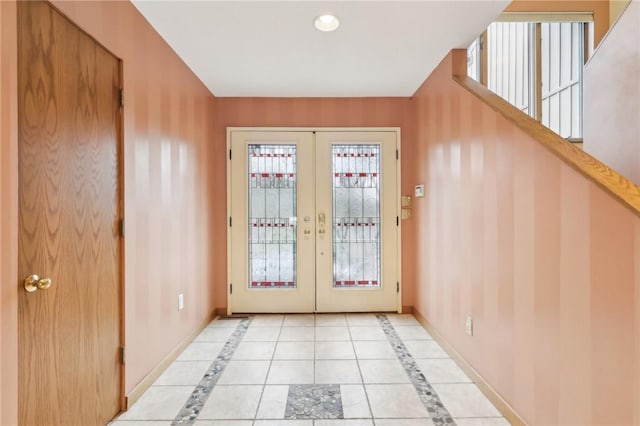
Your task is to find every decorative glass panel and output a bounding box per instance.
[248,145,296,289]
[332,145,381,288]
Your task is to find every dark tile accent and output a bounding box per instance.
[171,318,253,425]
[377,314,456,426]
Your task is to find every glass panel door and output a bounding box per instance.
[332,144,381,289]
[248,144,297,289]
[229,131,315,313]
[315,131,398,312]
[229,130,398,313]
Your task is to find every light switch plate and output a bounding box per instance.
[178,293,184,311]
[465,316,473,336]
[415,184,425,198]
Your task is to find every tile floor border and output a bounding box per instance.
[171,317,253,425]
[376,314,456,426]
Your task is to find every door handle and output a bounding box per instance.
[24,274,53,293]
[318,213,325,225]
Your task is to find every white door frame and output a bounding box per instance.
[226,127,402,315]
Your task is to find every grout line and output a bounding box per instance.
[348,319,376,422]
[170,316,253,425]
[377,314,457,426]
[312,315,317,385]
[159,314,469,425]
[254,330,277,421]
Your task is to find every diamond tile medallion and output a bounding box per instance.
[285,384,343,419]
[110,314,511,426]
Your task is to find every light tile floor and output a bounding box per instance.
[110,314,510,426]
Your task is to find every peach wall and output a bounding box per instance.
[410,50,640,424]
[0,0,217,413]
[584,0,640,185]
[610,0,632,23]
[215,98,416,310]
[0,1,18,424]
[506,0,610,45]
[50,0,218,395]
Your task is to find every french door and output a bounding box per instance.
[228,129,399,313]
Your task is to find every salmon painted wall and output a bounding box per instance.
[410,50,640,424]
[584,0,640,185]
[0,1,19,424]
[506,0,610,45]
[0,0,217,413]
[50,0,218,396]
[610,0,633,23]
[215,98,416,310]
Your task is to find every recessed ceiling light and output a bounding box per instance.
[314,14,340,32]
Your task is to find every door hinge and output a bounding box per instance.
[119,88,124,108]
[396,149,399,160]
[396,216,399,226]
[120,347,126,364]
[229,217,232,227]
[229,283,233,294]
[397,282,400,293]
[119,218,125,237]
[229,149,232,160]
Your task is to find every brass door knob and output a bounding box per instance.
[24,275,53,293]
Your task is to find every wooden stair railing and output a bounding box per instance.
[449,49,640,217]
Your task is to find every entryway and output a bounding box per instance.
[110,313,509,425]
[228,129,400,313]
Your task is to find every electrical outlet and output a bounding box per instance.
[178,293,184,311]
[465,316,473,336]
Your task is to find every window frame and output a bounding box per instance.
[470,12,594,140]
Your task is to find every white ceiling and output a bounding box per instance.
[131,1,510,97]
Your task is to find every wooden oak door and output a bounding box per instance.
[17,2,123,425]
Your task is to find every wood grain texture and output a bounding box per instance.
[18,2,121,425]
[49,0,218,395]
[0,1,19,425]
[449,51,640,217]
[410,49,640,425]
